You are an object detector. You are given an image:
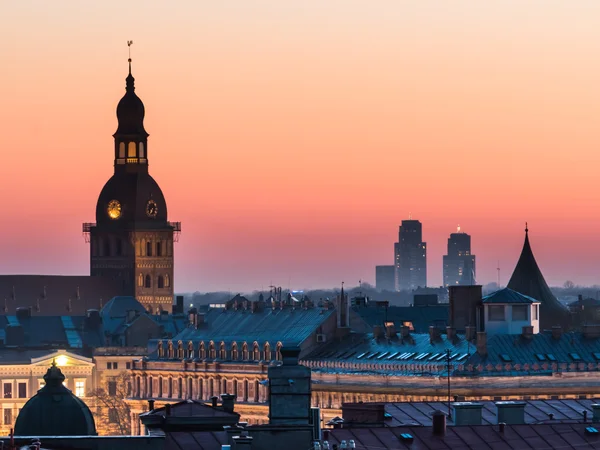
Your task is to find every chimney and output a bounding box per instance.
[590,404,600,423]
[342,403,386,425]
[465,325,476,341]
[251,301,258,313]
[446,326,455,341]
[385,322,396,339]
[165,404,171,416]
[551,325,563,340]
[521,326,534,339]
[432,410,446,436]
[268,347,311,425]
[15,307,31,320]
[221,393,236,413]
[231,435,253,449]
[373,325,384,340]
[196,313,205,327]
[148,399,155,411]
[583,325,600,339]
[495,401,526,424]
[211,396,219,408]
[400,325,410,338]
[452,402,483,426]
[476,331,487,356]
[429,326,439,343]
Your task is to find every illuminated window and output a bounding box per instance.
[165,274,170,288]
[3,383,12,399]
[158,276,164,289]
[138,273,143,287]
[119,142,125,158]
[3,409,12,425]
[127,142,137,158]
[75,380,85,397]
[145,275,151,288]
[139,142,145,158]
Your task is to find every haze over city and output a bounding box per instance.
[2,1,600,292]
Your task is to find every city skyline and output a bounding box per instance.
[2,2,600,292]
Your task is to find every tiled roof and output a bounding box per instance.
[173,306,335,347]
[482,289,538,304]
[507,231,570,328]
[327,423,600,450]
[382,399,599,427]
[355,305,449,333]
[0,275,125,316]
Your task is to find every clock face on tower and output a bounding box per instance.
[146,199,158,218]
[107,200,122,219]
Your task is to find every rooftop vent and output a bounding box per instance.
[452,402,483,426]
[496,401,526,424]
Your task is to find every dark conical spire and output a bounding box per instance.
[507,225,569,329]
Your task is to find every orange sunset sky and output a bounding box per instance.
[1,1,600,292]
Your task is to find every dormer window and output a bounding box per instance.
[488,305,505,321]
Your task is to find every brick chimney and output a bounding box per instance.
[551,325,563,340]
[221,393,236,413]
[476,331,487,356]
[446,326,455,341]
[465,325,476,341]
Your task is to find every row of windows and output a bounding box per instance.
[94,238,171,257]
[488,304,539,322]
[106,361,132,370]
[138,274,171,289]
[3,382,27,399]
[118,141,145,159]
[157,340,283,362]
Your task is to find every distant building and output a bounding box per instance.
[394,219,427,291]
[443,227,476,286]
[375,265,395,291]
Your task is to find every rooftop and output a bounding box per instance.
[482,288,539,305]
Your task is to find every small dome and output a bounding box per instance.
[115,71,148,137]
[15,362,96,436]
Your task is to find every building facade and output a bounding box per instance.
[443,228,476,287]
[375,265,395,291]
[84,60,180,313]
[394,220,427,291]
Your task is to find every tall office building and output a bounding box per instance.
[394,219,427,291]
[443,226,476,287]
[375,265,395,291]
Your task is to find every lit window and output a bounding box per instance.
[3,409,12,425]
[75,380,85,397]
[119,142,125,158]
[139,142,145,158]
[488,305,505,321]
[127,142,136,158]
[3,383,12,399]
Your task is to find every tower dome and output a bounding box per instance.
[114,62,148,137]
[14,361,96,436]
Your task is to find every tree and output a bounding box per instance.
[563,280,575,290]
[87,372,131,435]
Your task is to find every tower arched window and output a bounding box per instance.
[165,274,170,288]
[158,275,164,289]
[276,342,283,361]
[145,275,152,288]
[119,142,126,158]
[115,238,123,256]
[138,273,143,287]
[103,238,111,257]
[128,142,137,158]
[156,241,162,256]
[139,142,145,158]
[146,241,153,257]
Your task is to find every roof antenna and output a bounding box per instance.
[525,222,528,234]
[497,261,501,289]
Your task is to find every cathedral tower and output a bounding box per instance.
[84,53,180,313]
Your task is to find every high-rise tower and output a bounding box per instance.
[443,226,476,287]
[83,53,181,313]
[394,219,427,291]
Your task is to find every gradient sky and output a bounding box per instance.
[1,1,600,292]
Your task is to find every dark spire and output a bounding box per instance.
[507,226,569,329]
[44,360,66,387]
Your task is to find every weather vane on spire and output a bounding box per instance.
[127,40,133,62]
[525,222,528,233]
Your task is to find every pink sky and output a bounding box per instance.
[1,1,600,292]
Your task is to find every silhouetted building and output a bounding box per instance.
[443,227,476,286]
[394,219,427,291]
[84,58,181,314]
[507,226,570,330]
[375,265,395,291]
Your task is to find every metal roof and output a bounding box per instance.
[173,306,335,347]
[355,305,449,333]
[482,289,539,304]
